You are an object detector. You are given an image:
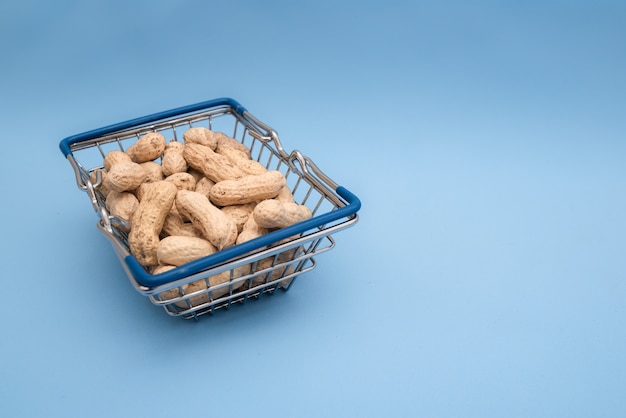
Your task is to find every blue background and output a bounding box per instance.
[1,1,625,417]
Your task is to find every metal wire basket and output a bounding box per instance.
[59,98,361,320]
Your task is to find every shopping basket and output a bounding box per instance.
[59,98,361,320]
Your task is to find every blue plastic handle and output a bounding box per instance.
[126,185,361,288]
[59,97,247,157]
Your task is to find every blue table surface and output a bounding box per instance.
[1,1,624,417]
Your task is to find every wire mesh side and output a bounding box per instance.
[150,234,335,318]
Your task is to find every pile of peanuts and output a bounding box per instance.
[93,127,312,306]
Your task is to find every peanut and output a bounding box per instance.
[253,199,312,229]
[194,176,215,199]
[151,265,240,309]
[187,167,205,183]
[140,161,165,182]
[133,181,151,201]
[209,170,286,206]
[221,202,256,233]
[160,265,251,308]
[161,212,203,239]
[183,143,246,183]
[185,265,250,304]
[158,280,212,308]
[156,235,217,266]
[105,191,139,230]
[103,150,131,171]
[180,279,208,307]
[217,145,267,176]
[175,189,238,250]
[215,132,251,156]
[153,265,182,301]
[236,214,269,245]
[126,132,167,163]
[164,172,196,191]
[128,180,178,267]
[183,127,218,149]
[161,141,187,176]
[275,185,296,204]
[104,161,148,192]
[253,256,296,287]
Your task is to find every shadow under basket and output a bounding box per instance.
[59,98,361,320]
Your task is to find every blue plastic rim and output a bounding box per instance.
[59,97,247,157]
[126,185,361,288]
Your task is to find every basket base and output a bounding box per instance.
[168,274,300,320]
